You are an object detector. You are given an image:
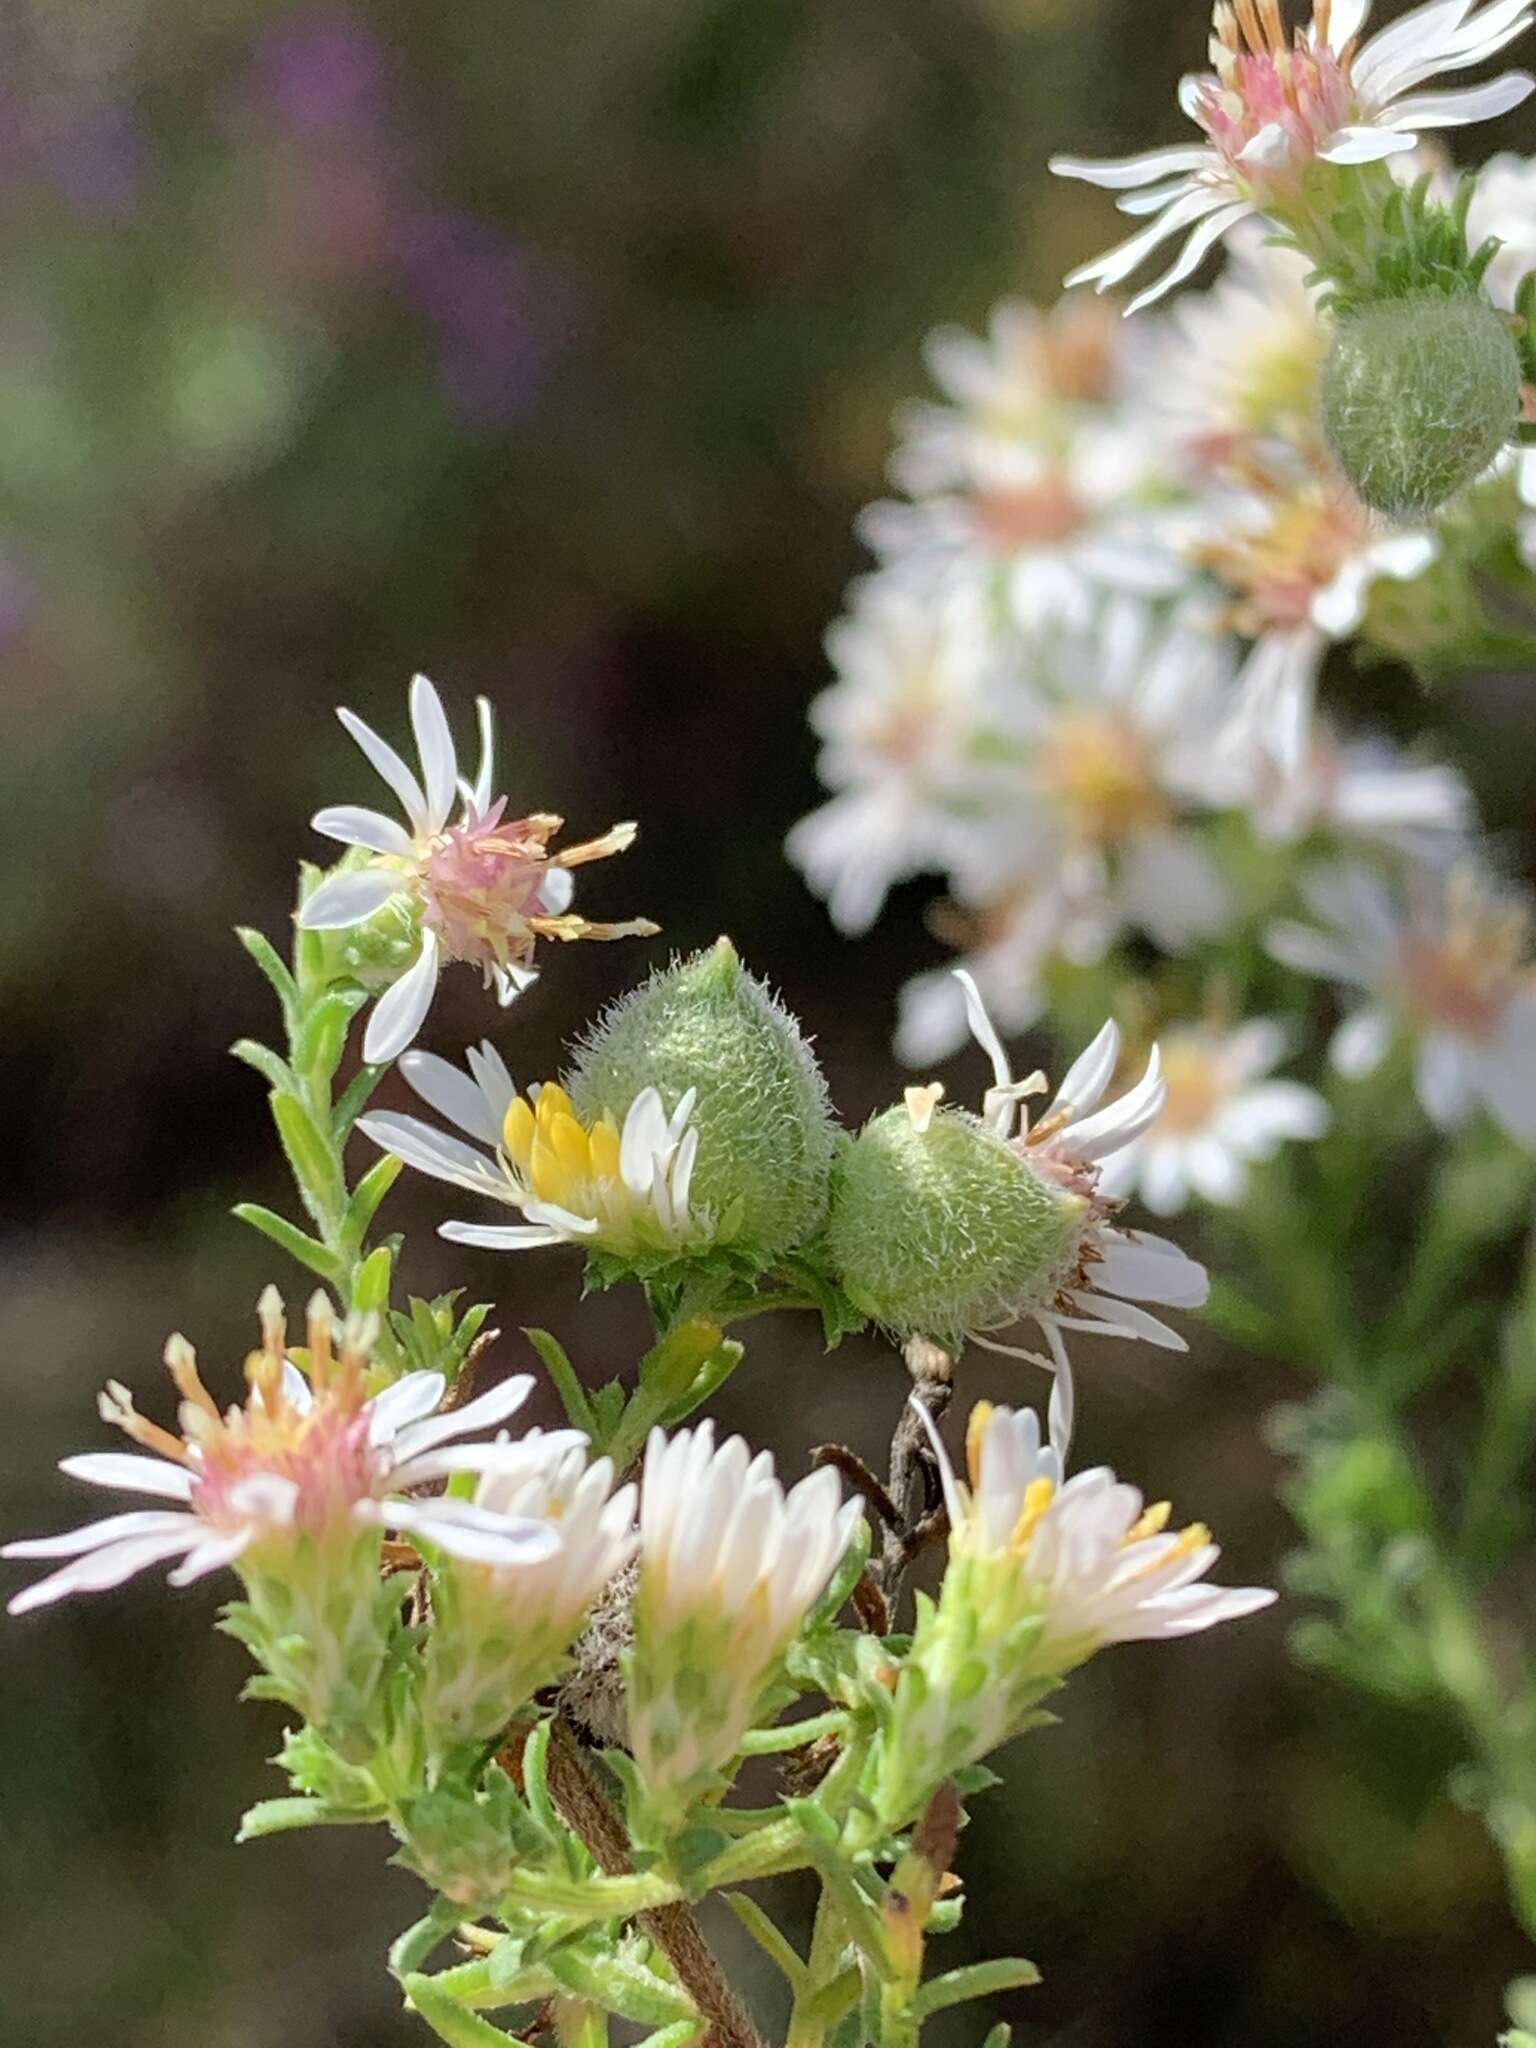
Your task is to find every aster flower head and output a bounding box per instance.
[625,1420,863,1827]
[3,1288,558,1618]
[787,579,1011,937]
[1269,860,1536,1142]
[1051,0,1535,311]
[1097,1015,1331,1213]
[1197,460,1437,774]
[4,1289,558,1732]
[420,1430,639,1752]
[828,970,1210,1459]
[876,1399,1274,1823]
[298,674,657,1063]
[358,1040,714,1264]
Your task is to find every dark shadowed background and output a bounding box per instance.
[3,5,1533,2044]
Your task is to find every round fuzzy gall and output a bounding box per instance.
[1320,291,1520,521]
[565,938,837,1266]
[825,1102,1087,1347]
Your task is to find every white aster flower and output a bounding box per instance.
[1052,0,1535,312]
[627,1420,863,1821]
[787,579,1010,936]
[1195,467,1437,774]
[3,1288,557,1617]
[1097,1016,1331,1212]
[876,1399,1274,1823]
[859,410,1184,629]
[1237,722,1473,848]
[1269,861,1536,1142]
[359,1042,710,1259]
[1145,224,1326,466]
[888,294,1129,497]
[298,673,655,1063]
[419,1430,639,1751]
[1462,148,1536,307]
[950,971,1211,1456]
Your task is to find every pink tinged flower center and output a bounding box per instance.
[1396,889,1533,1040]
[418,802,560,970]
[974,475,1085,551]
[106,1294,386,1544]
[1199,480,1366,630]
[1194,0,1359,190]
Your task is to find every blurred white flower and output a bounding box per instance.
[298,674,654,1061]
[860,413,1184,628]
[786,579,1010,935]
[1464,148,1536,308]
[1269,861,1536,1143]
[1098,1017,1331,1212]
[1145,225,1325,467]
[1052,0,1534,311]
[359,1045,710,1259]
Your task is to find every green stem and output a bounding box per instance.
[786,1892,852,2048]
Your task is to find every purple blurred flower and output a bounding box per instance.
[252,8,389,135]
[396,209,550,426]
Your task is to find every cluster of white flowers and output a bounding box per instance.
[791,127,1536,1192]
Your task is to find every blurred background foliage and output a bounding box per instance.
[2,3,1533,2044]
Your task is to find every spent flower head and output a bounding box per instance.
[298,674,656,1061]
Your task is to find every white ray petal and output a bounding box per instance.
[58,1453,195,1501]
[410,674,459,831]
[338,705,428,827]
[310,806,415,857]
[1049,144,1218,188]
[400,1050,504,1145]
[358,1108,507,1197]
[297,868,402,931]
[362,931,440,1064]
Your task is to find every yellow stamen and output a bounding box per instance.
[529,1133,568,1205]
[547,1110,592,1178]
[1009,1476,1057,1552]
[535,1082,575,1127]
[965,1401,995,1491]
[1124,1500,1172,1544]
[164,1334,220,1425]
[588,1115,622,1184]
[502,1096,536,1168]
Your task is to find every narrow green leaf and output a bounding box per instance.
[388,1907,460,1980]
[723,1893,807,1993]
[911,1957,1040,2020]
[546,1947,697,2028]
[295,989,364,1083]
[982,2025,1013,2048]
[521,1720,559,1841]
[235,1796,364,1841]
[352,1243,395,1314]
[271,1090,343,1218]
[524,1327,598,1435]
[235,926,298,1021]
[798,1968,861,2034]
[630,2023,702,2048]
[342,1153,403,1253]
[406,1978,525,2047]
[230,1038,295,1093]
[231,1203,342,1282]
[333,1061,385,1141]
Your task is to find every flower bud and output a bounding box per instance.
[313,865,422,993]
[565,938,837,1265]
[1321,292,1520,520]
[826,1100,1085,1347]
